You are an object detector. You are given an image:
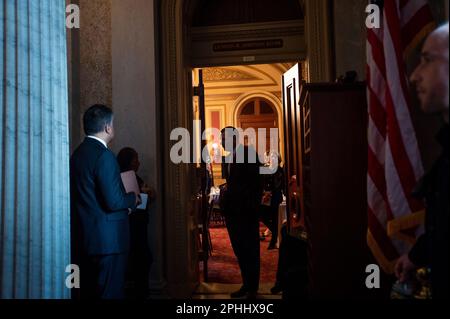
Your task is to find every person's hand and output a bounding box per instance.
[135,193,142,206]
[141,185,151,193]
[395,254,417,283]
[142,185,156,200]
[146,189,154,199]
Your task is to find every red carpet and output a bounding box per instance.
[203,224,278,285]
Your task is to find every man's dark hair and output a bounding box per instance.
[83,104,114,135]
[221,126,239,138]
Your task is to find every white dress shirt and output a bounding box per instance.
[87,135,108,148]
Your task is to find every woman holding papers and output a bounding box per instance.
[117,147,155,299]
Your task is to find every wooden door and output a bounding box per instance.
[282,63,305,231]
[193,69,210,281]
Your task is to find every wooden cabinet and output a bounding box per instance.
[282,78,371,298]
[303,83,370,298]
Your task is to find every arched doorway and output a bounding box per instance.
[237,97,279,157]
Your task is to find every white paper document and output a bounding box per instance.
[137,193,148,210]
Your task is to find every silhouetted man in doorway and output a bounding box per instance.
[221,127,262,299]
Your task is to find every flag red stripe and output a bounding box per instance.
[367,30,386,76]
[368,147,394,220]
[367,85,387,137]
[385,89,424,213]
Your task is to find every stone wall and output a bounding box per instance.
[110,0,166,296]
[70,0,113,149]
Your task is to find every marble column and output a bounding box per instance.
[304,0,333,82]
[0,0,71,299]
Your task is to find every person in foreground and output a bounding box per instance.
[220,127,263,299]
[395,23,449,299]
[71,104,140,299]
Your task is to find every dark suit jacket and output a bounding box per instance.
[409,124,449,298]
[71,137,136,256]
[222,144,262,217]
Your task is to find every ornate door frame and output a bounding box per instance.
[158,0,333,298]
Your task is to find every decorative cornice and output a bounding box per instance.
[205,94,242,101]
[203,68,258,82]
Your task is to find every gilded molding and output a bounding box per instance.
[160,0,198,298]
[203,68,258,82]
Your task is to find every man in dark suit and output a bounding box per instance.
[221,127,262,299]
[71,104,139,299]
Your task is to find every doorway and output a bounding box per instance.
[193,63,293,297]
[158,0,332,298]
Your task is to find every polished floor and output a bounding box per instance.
[196,224,280,299]
[204,225,278,284]
[193,282,282,300]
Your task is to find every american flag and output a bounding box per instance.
[366,0,435,273]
